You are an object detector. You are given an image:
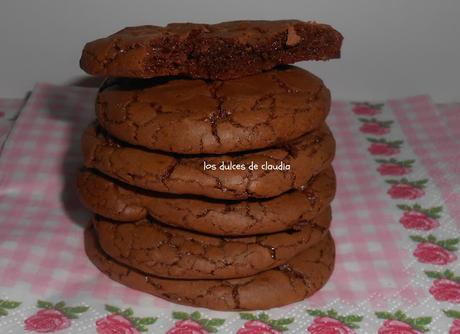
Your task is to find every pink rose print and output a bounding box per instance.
[450,319,460,334]
[387,183,424,199]
[360,122,390,135]
[170,311,224,333]
[375,310,431,333]
[368,143,400,156]
[237,320,280,334]
[239,312,293,333]
[308,317,356,334]
[101,304,156,333]
[307,309,362,333]
[399,211,439,231]
[444,310,460,333]
[24,309,71,333]
[24,300,88,333]
[167,320,208,334]
[378,163,411,176]
[413,242,457,265]
[96,314,140,334]
[352,104,380,115]
[429,279,460,303]
[378,320,423,334]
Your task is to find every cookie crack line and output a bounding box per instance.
[206,81,226,145]
[84,226,335,310]
[91,207,331,280]
[94,66,331,154]
[82,122,335,200]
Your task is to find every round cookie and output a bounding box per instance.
[85,226,335,310]
[80,20,343,80]
[77,167,336,236]
[96,66,330,154]
[92,207,331,280]
[82,123,335,200]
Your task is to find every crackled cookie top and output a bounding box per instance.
[96,66,330,154]
[92,207,331,279]
[82,123,335,200]
[85,226,335,310]
[77,167,335,235]
[80,20,343,80]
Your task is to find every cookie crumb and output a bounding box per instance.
[286,26,301,46]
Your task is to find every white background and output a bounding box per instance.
[0,0,459,101]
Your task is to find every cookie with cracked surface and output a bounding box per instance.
[77,167,336,236]
[96,66,330,154]
[82,123,335,200]
[92,207,331,279]
[80,20,342,80]
[85,226,335,310]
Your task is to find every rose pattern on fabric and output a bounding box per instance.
[413,242,457,265]
[307,316,356,334]
[369,142,400,156]
[398,204,442,231]
[399,211,439,231]
[445,311,460,334]
[96,314,140,334]
[387,183,425,199]
[307,310,362,333]
[170,311,224,333]
[450,319,460,334]
[100,304,157,333]
[24,300,88,333]
[377,319,423,334]
[24,309,71,333]
[352,104,382,116]
[377,163,411,176]
[375,311,431,333]
[166,319,209,334]
[239,313,293,333]
[386,179,427,200]
[237,320,280,334]
[429,279,460,303]
[360,122,390,135]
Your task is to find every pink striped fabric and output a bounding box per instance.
[389,96,460,227]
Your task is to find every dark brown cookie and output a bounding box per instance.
[77,167,336,236]
[85,226,335,310]
[92,207,331,279]
[80,20,343,80]
[96,66,330,154]
[82,123,335,200]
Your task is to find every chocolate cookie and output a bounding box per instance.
[92,207,331,279]
[82,123,335,200]
[80,20,343,80]
[77,167,336,236]
[96,66,330,154]
[85,226,335,310]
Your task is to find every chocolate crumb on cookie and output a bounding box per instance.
[80,20,343,80]
[96,66,330,154]
[85,226,335,310]
[82,123,335,200]
[92,207,331,279]
[77,167,336,235]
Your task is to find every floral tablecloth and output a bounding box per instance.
[0,85,459,333]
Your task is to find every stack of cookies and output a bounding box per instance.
[77,20,343,311]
